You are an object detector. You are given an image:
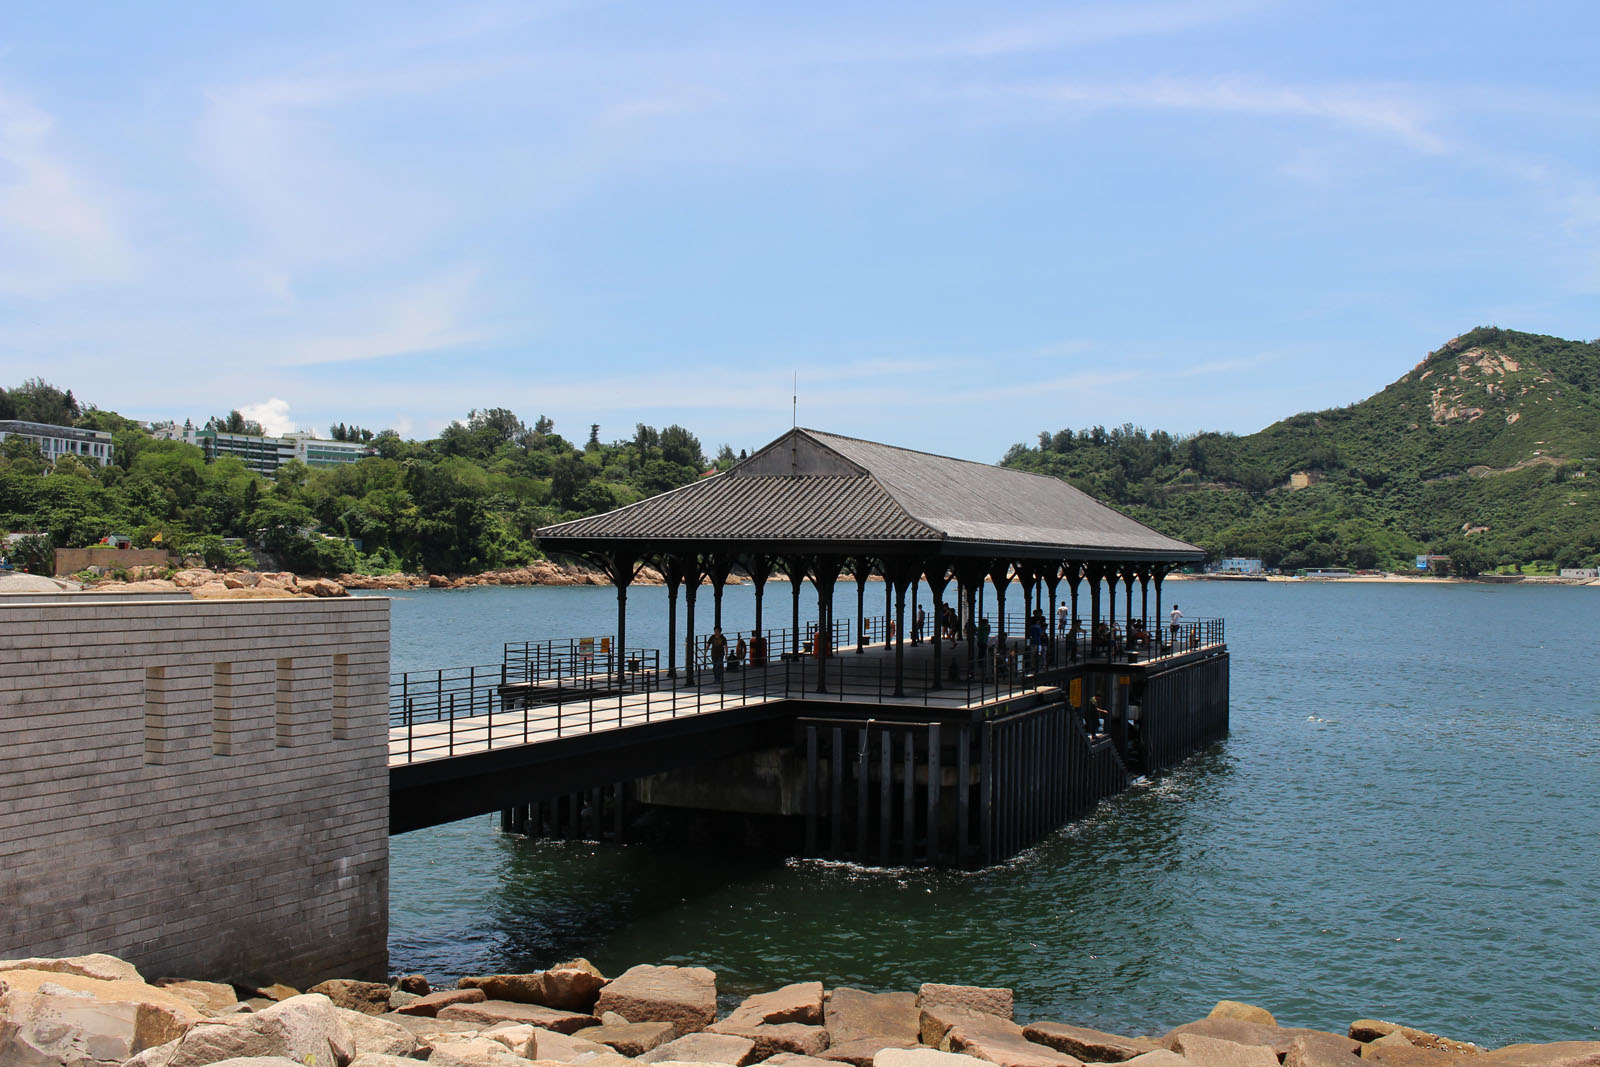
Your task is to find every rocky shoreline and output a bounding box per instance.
[63,559,761,596]
[2,952,1593,1067]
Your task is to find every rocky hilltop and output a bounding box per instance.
[1002,327,1600,572]
[2,951,1595,1067]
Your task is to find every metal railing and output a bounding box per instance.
[504,639,662,690]
[687,619,852,671]
[387,620,1227,765]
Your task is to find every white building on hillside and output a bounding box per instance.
[0,420,114,467]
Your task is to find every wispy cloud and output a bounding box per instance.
[966,75,1447,153]
[0,87,134,296]
[949,0,1270,59]
[276,267,485,366]
[1178,352,1278,377]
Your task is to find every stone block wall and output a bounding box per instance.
[0,595,390,986]
[52,547,175,576]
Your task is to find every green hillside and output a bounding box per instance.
[1003,327,1600,573]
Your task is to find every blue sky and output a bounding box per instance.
[2,2,1597,461]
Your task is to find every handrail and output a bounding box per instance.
[388,620,1226,765]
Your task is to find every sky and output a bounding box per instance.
[2,2,1598,461]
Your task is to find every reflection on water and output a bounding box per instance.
[386,582,1600,1046]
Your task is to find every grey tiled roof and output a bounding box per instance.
[537,428,1201,561]
[538,473,935,543]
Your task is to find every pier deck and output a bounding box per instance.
[387,623,1229,865]
[387,622,1224,768]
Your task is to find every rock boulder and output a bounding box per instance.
[0,969,202,1066]
[1171,1032,1280,1067]
[595,964,717,1038]
[1350,1022,1480,1055]
[397,988,487,1017]
[919,986,1014,1022]
[395,974,431,996]
[0,955,145,984]
[828,988,920,1045]
[1479,1044,1600,1067]
[1209,1003,1277,1028]
[575,1020,680,1056]
[338,1006,427,1059]
[436,998,598,1032]
[945,1017,1084,1067]
[527,1026,620,1061]
[641,1031,762,1064]
[153,979,240,1015]
[876,1049,995,1067]
[161,993,355,1067]
[1022,1023,1156,1063]
[308,979,392,1016]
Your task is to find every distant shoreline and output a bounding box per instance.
[1170,572,1599,587]
[18,564,1595,597]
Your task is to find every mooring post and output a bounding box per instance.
[901,732,915,865]
[805,726,818,855]
[926,723,941,865]
[879,728,892,864]
[830,726,844,857]
[957,724,971,866]
[856,726,870,859]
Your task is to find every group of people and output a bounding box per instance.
[701,628,770,681]
[696,601,1191,683]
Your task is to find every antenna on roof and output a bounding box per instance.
[792,371,797,429]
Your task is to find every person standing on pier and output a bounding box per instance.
[1169,603,1183,648]
[708,626,728,682]
[913,604,925,645]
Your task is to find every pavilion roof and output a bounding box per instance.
[536,428,1202,562]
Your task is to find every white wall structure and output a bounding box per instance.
[0,420,114,467]
[0,594,391,986]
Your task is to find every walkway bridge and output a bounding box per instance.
[388,620,1229,868]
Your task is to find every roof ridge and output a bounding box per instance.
[799,426,1068,486]
[538,470,723,536]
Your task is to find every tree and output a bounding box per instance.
[549,453,592,508]
[633,424,660,455]
[7,378,79,425]
[207,411,265,436]
[371,429,406,460]
[10,533,54,574]
[660,424,703,469]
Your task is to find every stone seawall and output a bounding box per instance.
[0,597,391,990]
[2,951,1593,1067]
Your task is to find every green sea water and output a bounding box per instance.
[380,581,1600,1047]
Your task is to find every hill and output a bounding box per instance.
[1002,327,1600,574]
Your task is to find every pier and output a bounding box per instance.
[390,425,1230,867]
[388,622,1228,866]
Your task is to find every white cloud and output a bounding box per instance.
[968,75,1447,154]
[276,267,485,366]
[0,87,134,296]
[239,398,297,436]
[950,0,1269,59]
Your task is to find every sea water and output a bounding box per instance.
[379,581,1600,1046]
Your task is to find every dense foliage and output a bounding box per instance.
[2,394,727,575]
[6,327,1596,577]
[1003,328,1600,574]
